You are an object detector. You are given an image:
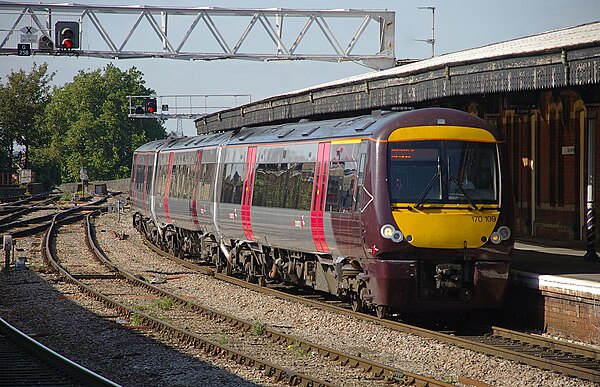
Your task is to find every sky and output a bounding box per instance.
[1,0,598,136]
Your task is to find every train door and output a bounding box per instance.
[141,154,150,216]
[130,153,138,205]
[190,150,203,230]
[327,140,363,257]
[149,152,159,224]
[310,142,330,253]
[216,145,246,240]
[352,140,372,257]
[241,146,257,241]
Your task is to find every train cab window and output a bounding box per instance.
[388,140,499,205]
[221,163,244,204]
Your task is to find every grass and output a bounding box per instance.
[152,297,175,310]
[214,331,229,346]
[251,321,266,336]
[129,312,144,326]
[286,341,312,357]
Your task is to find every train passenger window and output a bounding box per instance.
[196,163,215,202]
[326,161,357,212]
[145,165,153,195]
[135,164,145,191]
[221,163,244,204]
[299,163,315,210]
[253,162,314,210]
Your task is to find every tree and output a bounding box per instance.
[40,63,166,184]
[0,63,53,175]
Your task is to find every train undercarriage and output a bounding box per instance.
[133,213,509,319]
[132,213,376,311]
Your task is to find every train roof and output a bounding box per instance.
[137,108,498,153]
[133,138,170,152]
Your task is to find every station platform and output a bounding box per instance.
[504,239,600,345]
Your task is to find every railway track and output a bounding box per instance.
[0,317,118,386]
[139,229,600,383]
[0,195,108,238]
[43,211,452,386]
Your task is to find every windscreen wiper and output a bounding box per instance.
[413,172,439,209]
[449,174,479,211]
[414,157,441,210]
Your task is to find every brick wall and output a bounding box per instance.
[504,284,600,345]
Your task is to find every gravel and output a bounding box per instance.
[1,203,598,387]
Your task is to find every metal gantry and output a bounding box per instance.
[0,2,396,69]
[127,94,253,120]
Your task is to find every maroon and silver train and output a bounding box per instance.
[130,108,514,317]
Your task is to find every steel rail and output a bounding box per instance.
[139,232,600,383]
[0,317,119,386]
[88,215,450,386]
[43,214,333,387]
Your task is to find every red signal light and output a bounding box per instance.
[144,98,157,114]
[55,22,79,49]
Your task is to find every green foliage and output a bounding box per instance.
[39,63,166,184]
[151,297,175,310]
[286,341,312,357]
[129,312,144,326]
[0,63,53,174]
[251,321,266,336]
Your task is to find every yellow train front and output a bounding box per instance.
[358,108,513,318]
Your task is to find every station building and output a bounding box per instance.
[196,21,600,250]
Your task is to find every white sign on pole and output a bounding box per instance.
[20,34,37,43]
[20,26,38,44]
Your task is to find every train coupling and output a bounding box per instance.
[434,263,473,302]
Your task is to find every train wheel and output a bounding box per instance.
[375,305,389,319]
[245,262,256,283]
[350,294,364,313]
[257,276,266,287]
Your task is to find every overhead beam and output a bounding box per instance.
[0,2,396,69]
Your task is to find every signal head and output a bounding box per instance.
[55,21,80,49]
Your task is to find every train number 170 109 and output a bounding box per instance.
[472,215,497,223]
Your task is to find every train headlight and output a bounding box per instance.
[380,224,395,239]
[391,230,404,243]
[380,224,404,243]
[490,232,502,244]
[498,226,511,240]
[490,226,511,244]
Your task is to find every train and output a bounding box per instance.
[130,107,514,318]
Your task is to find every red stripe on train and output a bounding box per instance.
[242,147,257,240]
[311,142,330,253]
